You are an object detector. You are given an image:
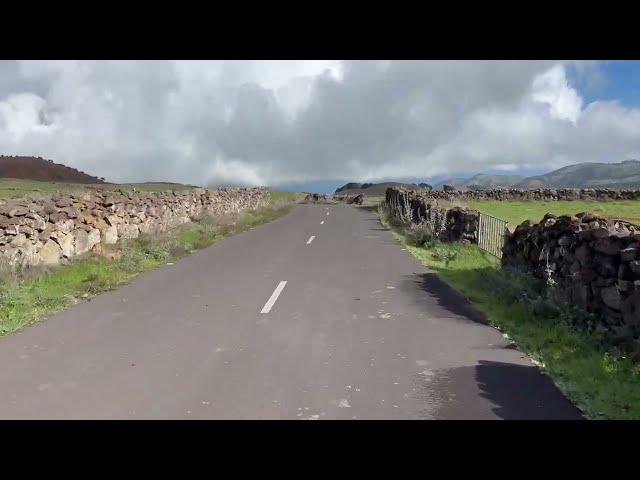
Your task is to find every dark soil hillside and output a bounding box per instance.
[0,156,105,183]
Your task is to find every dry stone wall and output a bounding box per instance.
[503,213,640,333]
[383,188,480,243]
[383,187,640,332]
[427,188,640,202]
[0,187,268,270]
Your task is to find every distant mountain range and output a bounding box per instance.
[516,160,640,189]
[0,156,106,183]
[335,160,640,195]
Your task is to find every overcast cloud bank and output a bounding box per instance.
[0,60,639,187]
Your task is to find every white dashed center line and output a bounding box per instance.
[326,211,330,216]
[320,220,324,225]
[306,235,315,245]
[260,281,287,314]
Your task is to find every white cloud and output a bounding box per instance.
[0,93,59,142]
[531,64,583,123]
[0,60,638,186]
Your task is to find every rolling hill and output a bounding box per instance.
[337,160,640,195]
[515,160,640,189]
[0,156,106,183]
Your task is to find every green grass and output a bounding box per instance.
[0,199,296,338]
[269,190,305,203]
[466,199,640,225]
[0,178,87,198]
[380,213,640,420]
[0,179,303,204]
[0,178,195,199]
[116,182,196,192]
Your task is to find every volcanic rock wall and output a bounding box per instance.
[427,188,640,201]
[0,187,269,270]
[502,213,640,332]
[383,187,640,330]
[382,188,480,243]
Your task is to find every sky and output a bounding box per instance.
[0,60,639,193]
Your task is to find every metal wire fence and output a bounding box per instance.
[477,211,507,257]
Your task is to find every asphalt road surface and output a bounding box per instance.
[0,204,582,419]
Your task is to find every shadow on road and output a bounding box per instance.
[401,272,489,325]
[353,193,583,420]
[427,362,583,420]
[404,273,582,419]
[475,360,583,419]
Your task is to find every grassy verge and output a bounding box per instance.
[465,199,640,225]
[379,211,640,420]
[269,190,305,203]
[0,197,296,337]
[0,178,197,200]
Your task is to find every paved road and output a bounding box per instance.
[0,204,582,419]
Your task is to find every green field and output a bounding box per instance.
[356,195,640,225]
[0,178,196,199]
[118,183,197,192]
[269,190,305,203]
[0,179,311,204]
[466,199,640,225]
